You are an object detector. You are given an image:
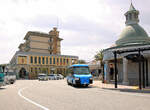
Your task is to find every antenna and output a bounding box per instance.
[56,17,59,29]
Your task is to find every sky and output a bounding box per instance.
[0,0,150,64]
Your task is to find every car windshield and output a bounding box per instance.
[7,72,16,75]
[48,74,54,76]
[38,74,46,77]
[73,66,90,75]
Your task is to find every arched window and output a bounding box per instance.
[30,56,33,64]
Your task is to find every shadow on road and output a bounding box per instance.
[102,88,150,94]
[72,85,96,89]
[0,87,6,90]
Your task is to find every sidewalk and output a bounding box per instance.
[92,80,150,93]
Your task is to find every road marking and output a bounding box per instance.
[18,87,49,110]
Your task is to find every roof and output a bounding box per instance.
[24,31,50,40]
[116,3,150,46]
[103,43,150,53]
[69,64,89,67]
[116,24,150,46]
[15,51,79,59]
[129,3,136,11]
[24,31,63,41]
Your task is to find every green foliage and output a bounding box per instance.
[94,49,104,65]
[78,60,86,64]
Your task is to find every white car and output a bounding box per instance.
[38,73,48,81]
[48,74,56,80]
[6,72,16,84]
[57,74,64,79]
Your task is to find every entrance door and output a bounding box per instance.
[19,68,26,79]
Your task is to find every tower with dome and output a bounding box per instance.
[103,3,150,86]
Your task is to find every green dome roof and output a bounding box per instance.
[116,3,150,46]
[116,24,150,46]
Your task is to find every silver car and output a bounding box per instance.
[57,74,64,79]
[38,73,48,81]
[48,74,56,80]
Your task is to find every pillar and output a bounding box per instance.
[123,58,129,85]
[105,61,110,83]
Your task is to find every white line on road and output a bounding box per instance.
[18,87,49,110]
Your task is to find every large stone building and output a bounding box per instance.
[103,3,150,86]
[10,27,78,79]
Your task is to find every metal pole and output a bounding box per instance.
[138,49,142,90]
[142,60,145,88]
[146,59,149,86]
[114,51,118,88]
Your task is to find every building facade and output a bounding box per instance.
[10,27,78,79]
[103,3,150,86]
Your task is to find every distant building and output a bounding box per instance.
[88,60,101,77]
[10,27,78,79]
[103,3,150,85]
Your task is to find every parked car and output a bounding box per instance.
[53,74,59,80]
[57,74,64,79]
[38,73,48,81]
[5,72,16,84]
[48,74,56,80]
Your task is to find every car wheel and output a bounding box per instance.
[10,81,14,84]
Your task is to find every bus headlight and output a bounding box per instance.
[75,77,80,80]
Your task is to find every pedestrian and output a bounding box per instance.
[109,64,114,80]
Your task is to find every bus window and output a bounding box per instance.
[73,66,90,75]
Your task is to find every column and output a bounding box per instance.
[105,61,110,83]
[123,58,129,85]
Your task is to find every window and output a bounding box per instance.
[67,59,69,64]
[46,57,48,64]
[34,57,37,64]
[129,13,132,20]
[60,58,62,65]
[126,15,128,20]
[53,58,55,64]
[49,37,53,42]
[30,56,33,64]
[35,68,37,74]
[134,13,138,19]
[39,57,41,64]
[57,58,59,64]
[50,57,52,64]
[42,57,45,64]
[31,67,33,72]
[64,59,66,64]
[39,68,41,72]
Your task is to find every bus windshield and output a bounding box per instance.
[73,66,90,75]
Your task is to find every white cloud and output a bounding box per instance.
[0,0,150,64]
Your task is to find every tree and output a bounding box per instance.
[78,60,86,64]
[94,49,104,66]
[94,49,104,82]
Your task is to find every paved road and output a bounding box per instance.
[0,80,150,110]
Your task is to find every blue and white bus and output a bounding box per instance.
[66,64,93,87]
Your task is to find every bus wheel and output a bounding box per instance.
[85,84,89,87]
[67,80,70,85]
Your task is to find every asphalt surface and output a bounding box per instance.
[0,80,150,110]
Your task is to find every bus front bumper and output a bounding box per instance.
[75,78,93,85]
